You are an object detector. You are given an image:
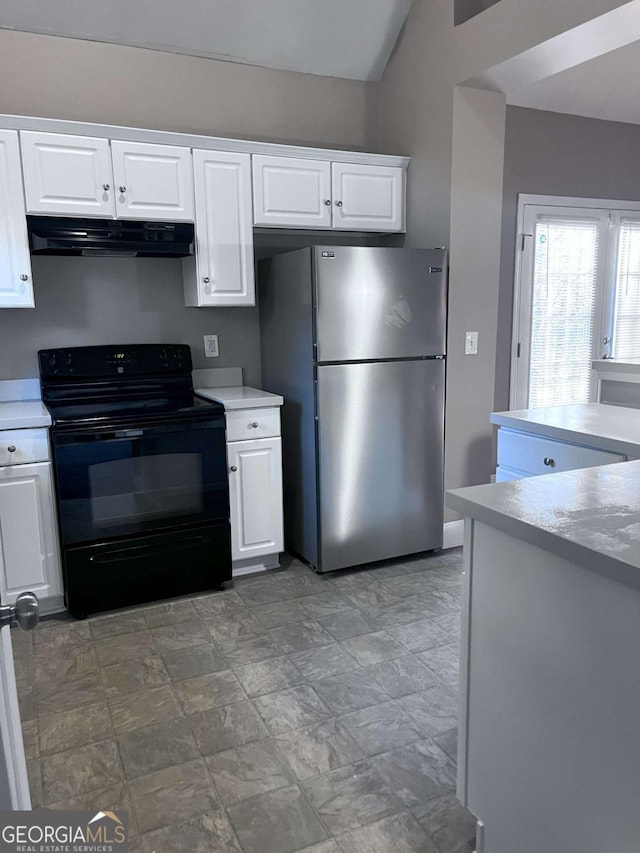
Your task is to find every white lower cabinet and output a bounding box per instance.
[223,404,284,573]
[228,437,284,563]
[0,458,63,612]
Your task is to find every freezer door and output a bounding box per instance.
[316,358,444,572]
[314,247,447,362]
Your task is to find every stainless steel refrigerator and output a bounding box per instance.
[260,246,447,573]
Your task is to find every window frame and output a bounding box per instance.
[510,194,640,410]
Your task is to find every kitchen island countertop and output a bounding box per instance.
[447,459,640,592]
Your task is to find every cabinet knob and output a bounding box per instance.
[103,183,110,191]
[543,457,555,467]
[202,277,210,284]
[324,199,332,206]
[230,465,238,472]
[7,445,16,453]
[335,200,343,207]
[119,185,126,193]
[19,274,29,282]
[249,422,259,429]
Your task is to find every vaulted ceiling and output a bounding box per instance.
[509,39,640,126]
[0,0,414,82]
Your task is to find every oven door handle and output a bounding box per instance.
[54,417,225,443]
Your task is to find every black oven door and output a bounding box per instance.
[52,416,229,546]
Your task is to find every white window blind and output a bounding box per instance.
[528,219,600,408]
[612,219,640,359]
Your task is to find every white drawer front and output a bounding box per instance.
[0,428,50,466]
[497,428,625,476]
[226,408,281,442]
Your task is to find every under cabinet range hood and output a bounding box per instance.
[27,216,194,258]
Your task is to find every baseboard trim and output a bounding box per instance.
[443,520,464,550]
[232,554,280,578]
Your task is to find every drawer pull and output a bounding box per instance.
[543,457,555,467]
[249,422,259,429]
[7,445,16,453]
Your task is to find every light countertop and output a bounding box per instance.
[0,400,51,430]
[491,403,640,457]
[447,460,640,592]
[195,386,283,410]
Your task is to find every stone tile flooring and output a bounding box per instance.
[13,548,477,852]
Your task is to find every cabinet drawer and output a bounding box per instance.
[0,429,50,466]
[497,428,625,476]
[225,408,281,442]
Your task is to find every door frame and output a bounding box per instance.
[510,194,640,409]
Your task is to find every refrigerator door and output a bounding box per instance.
[314,246,447,362]
[316,358,444,572]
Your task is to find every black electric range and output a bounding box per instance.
[39,344,231,617]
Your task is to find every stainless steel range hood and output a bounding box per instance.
[27,216,194,258]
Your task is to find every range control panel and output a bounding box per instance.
[38,344,192,378]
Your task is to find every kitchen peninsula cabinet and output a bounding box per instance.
[448,463,640,853]
[21,132,194,221]
[183,149,255,307]
[0,130,33,308]
[252,154,405,231]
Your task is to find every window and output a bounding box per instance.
[511,197,640,409]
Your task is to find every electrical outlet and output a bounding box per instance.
[465,331,478,355]
[204,334,219,358]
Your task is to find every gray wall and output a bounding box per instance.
[0,28,374,384]
[496,106,640,412]
[0,258,261,383]
[455,0,501,26]
[0,29,373,150]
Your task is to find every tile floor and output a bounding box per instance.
[13,548,476,852]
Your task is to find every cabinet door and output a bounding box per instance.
[184,150,255,307]
[0,131,34,308]
[252,155,332,228]
[228,438,284,561]
[332,162,405,232]
[20,131,115,217]
[111,140,194,221]
[0,463,62,605]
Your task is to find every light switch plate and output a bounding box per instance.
[204,335,219,358]
[465,331,478,355]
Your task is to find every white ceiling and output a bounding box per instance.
[0,0,413,82]
[509,40,640,125]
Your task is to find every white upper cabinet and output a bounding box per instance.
[252,155,406,232]
[184,149,255,307]
[111,140,194,221]
[21,131,115,217]
[332,162,405,232]
[0,130,33,308]
[252,155,332,229]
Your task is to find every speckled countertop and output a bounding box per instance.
[447,461,640,590]
[491,403,640,457]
